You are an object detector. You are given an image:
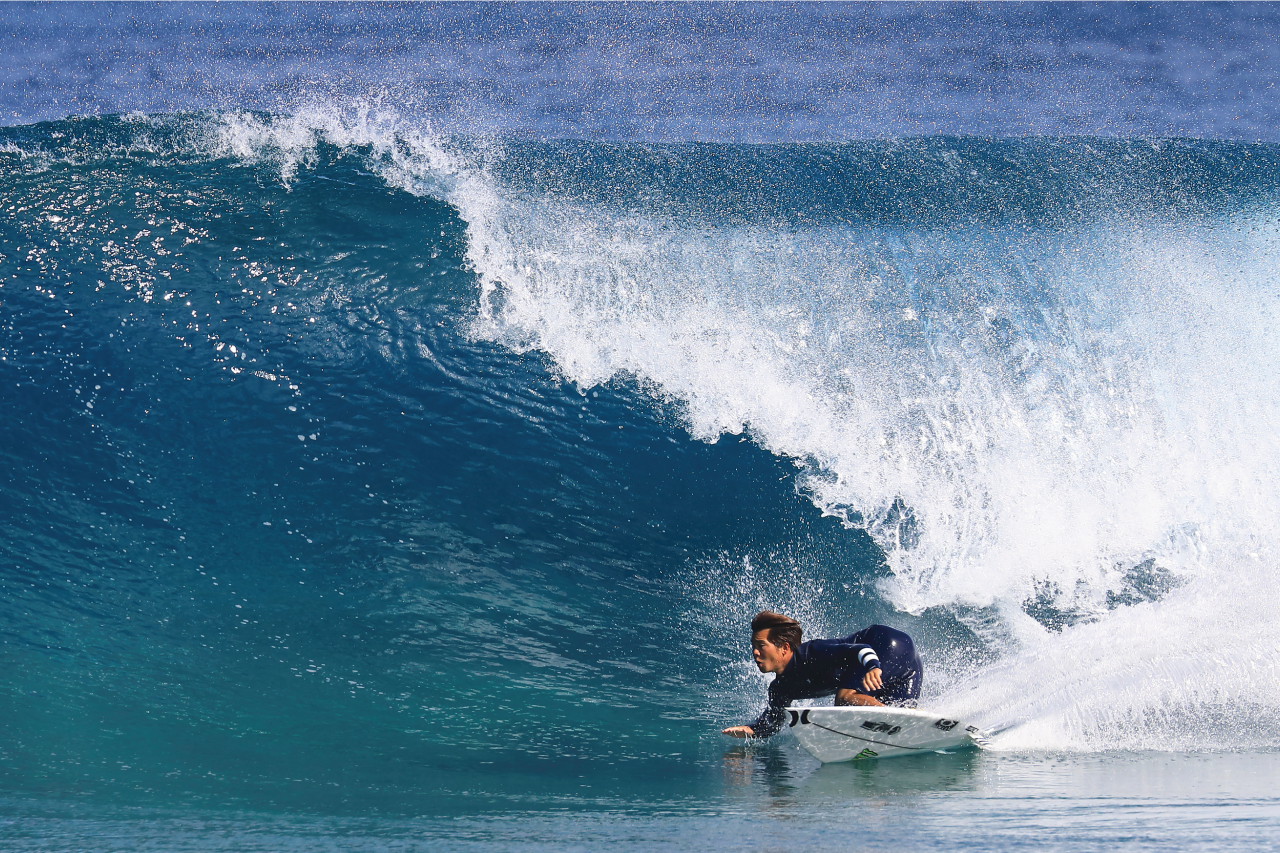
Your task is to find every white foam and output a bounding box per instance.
[934,555,1280,751]
[463,203,1280,575]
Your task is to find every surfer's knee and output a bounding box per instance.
[835,689,882,706]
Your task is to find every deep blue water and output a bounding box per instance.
[3,4,1280,851]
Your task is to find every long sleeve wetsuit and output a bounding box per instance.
[746,624,922,738]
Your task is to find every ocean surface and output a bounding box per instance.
[3,3,1280,850]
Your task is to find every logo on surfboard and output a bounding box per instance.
[860,720,902,735]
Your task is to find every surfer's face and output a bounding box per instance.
[751,629,791,674]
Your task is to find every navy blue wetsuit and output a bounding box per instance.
[747,625,922,738]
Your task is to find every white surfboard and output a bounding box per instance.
[785,706,990,762]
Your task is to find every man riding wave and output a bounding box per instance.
[722,611,923,738]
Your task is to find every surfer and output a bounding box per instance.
[721,611,923,738]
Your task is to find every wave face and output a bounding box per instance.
[3,110,1280,813]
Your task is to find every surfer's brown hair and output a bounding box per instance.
[751,611,802,651]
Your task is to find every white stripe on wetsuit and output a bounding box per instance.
[858,648,879,668]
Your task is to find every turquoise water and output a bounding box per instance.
[4,4,1280,850]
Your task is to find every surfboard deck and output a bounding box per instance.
[786,705,989,762]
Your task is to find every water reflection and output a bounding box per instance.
[721,738,989,814]
[721,741,811,804]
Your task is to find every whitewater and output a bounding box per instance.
[2,4,1280,851]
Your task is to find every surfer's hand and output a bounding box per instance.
[722,726,755,738]
[862,667,883,692]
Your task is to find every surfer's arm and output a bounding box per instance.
[723,698,788,738]
[808,639,882,683]
[834,663,884,704]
